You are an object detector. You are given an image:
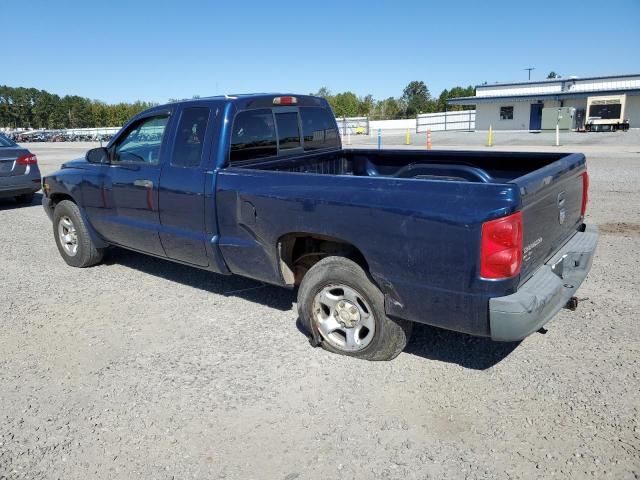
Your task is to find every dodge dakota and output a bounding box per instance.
[42,94,598,360]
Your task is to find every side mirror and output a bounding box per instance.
[86,147,110,164]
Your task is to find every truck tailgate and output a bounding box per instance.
[516,153,587,283]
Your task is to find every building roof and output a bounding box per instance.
[448,88,640,105]
[450,70,640,107]
[475,73,640,89]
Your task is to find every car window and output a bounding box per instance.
[299,107,339,151]
[230,109,277,163]
[171,107,210,168]
[114,115,169,165]
[275,112,301,150]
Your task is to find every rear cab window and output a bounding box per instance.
[230,109,277,162]
[229,102,339,164]
[275,112,301,150]
[299,107,339,151]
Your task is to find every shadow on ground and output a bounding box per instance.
[405,323,520,370]
[104,248,519,369]
[103,247,295,311]
[0,192,43,211]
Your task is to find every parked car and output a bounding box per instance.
[42,94,597,361]
[0,133,41,204]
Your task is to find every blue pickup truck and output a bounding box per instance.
[42,94,597,360]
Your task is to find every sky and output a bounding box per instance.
[3,0,640,104]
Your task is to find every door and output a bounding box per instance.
[101,114,171,256]
[529,103,543,130]
[158,106,213,267]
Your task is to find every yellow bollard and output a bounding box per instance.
[405,128,411,145]
[427,128,432,150]
[487,125,493,147]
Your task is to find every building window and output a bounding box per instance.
[500,106,514,120]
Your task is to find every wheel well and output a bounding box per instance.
[278,233,369,286]
[48,193,75,207]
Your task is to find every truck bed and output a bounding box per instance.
[217,148,587,337]
[238,148,569,184]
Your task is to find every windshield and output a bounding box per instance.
[0,133,15,147]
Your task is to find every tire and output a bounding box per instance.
[298,256,413,361]
[53,200,104,267]
[15,193,34,204]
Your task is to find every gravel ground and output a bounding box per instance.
[1,140,639,479]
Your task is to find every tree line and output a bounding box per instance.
[312,81,475,119]
[0,86,156,130]
[1,81,476,129]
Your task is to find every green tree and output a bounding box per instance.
[91,101,109,128]
[32,90,55,128]
[48,98,67,129]
[547,71,561,79]
[358,94,375,117]
[0,84,158,129]
[311,87,337,112]
[333,91,359,117]
[437,85,475,111]
[402,81,432,117]
[313,87,332,98]
[373,97,404,120]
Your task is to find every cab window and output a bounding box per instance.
[113,115,169,165]
[275,112,301,150]
[299,107,339,151]
[171,108,210,168]
[230,109,277,163]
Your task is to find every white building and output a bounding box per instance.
[448,73,640,130]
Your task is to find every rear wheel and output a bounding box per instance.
[53,200,104,267]
[15,193,34,204]
[298,256,412,361]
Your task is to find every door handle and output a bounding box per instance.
[133,179,153,188]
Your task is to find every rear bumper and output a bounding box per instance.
[0,167,41,198]
[0,182,41,198]
[489,224,598,341]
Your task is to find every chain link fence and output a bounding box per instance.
[336,117,370,136]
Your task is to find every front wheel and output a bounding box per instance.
[298,256,412,361]
[53,200,104,267]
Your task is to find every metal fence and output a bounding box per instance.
[336,117,370,136]
[416,110,475,133]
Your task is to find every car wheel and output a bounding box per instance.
[53,200,104,268]
[298,256,413,361]
[15,193,35,204]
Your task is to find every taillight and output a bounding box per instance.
[273,96,297,105]
[480,211,523,279]
[16,153,38,166]
[581,171,589,217]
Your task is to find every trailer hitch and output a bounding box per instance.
[564,296,579,311]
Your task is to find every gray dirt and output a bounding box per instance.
[0,140,639,479]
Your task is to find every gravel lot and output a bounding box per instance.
[1,139,639,479]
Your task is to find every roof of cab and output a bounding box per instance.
[154,93,326,110]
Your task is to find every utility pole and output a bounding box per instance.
[524,67,535,80]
